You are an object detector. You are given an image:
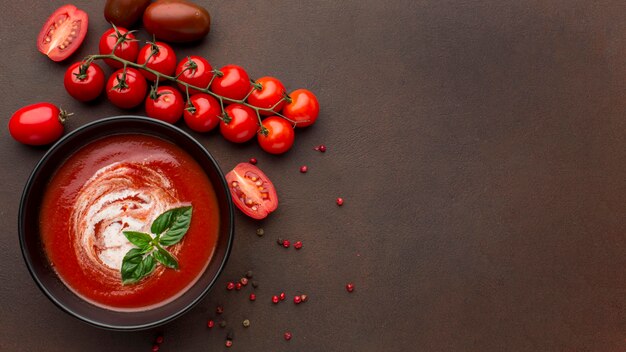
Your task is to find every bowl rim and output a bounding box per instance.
[18,115,234,331]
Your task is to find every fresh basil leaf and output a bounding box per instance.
[123,231,153,249]
[156,206,193,246]
[141,253,156,277]
[121,248,144,285]
[153,245,179,270]
[151,206,192,237]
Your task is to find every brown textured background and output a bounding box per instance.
[1,0,626,351]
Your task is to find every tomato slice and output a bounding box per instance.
[225,163,278,220]
[37,5,88,62]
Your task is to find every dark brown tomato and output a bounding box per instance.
[104,0,151,28]
[143,0,211,43]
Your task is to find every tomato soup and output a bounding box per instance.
[40,134,220,311]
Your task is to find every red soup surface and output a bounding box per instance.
[40,134,220,311]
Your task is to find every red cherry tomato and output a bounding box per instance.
[210,65,251,100]
[98,27,139,69]
[247,76,286,116]
[175,56,213,95]
[145,86,185,124]
[282,89,319,128]
[257,116,295,154]
[225,163,278,219]
[37,5,88,62]
[106,68,148,109]
[183,93,221,132]
[64,61,105,102]
[136,42,177,81]
[220,104,258,143]
[9,103,66,145]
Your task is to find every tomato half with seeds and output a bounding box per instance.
[37,5,88,62]
[99,27,139,69]
[247,76,286,116]
[226,163,278,220]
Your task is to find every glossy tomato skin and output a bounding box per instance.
[282,89,319,128]
[258,117,295,154]
[9,103,65,146]
[104,0,151,28]
[183,93,221,132]
[175,56,213,95]
[143,0,211,43]
[247,77,286,116]
[145,86,185,124]
[106,68,148,109]
[64,61,105,102]
[225,163,278,220]
[220,104,258,143]
[98,27,139,69]
[37,5,88,62]
[210,65,251,101]
[136,42,177,81]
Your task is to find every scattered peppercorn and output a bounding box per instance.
[207,319,215,328]
[252,280,259,288]
[346,283,355,292]
[249,293,256,301]
[216,305,224,314]
[152,345,160,352]
[300,165,308,173]
[293,295,302,304]
[336,197,344,206]
[272,295,279,304]
[284,332,292,341]
[245,270,254,279]
[276,237,284,245]
[226,282,235,291]
[155,335,164,344]
[314,145,326,152]
[282,240,290,248]
[249,158,257,165]
[235,282,242,290]
[242,319,250,328]
[294,241,303,250]
[256,228,264,237]
[219,320,227,328]
[240,277,249,286]
[279,292,286,301]
[225,340,233,348]
[300,294,308,302]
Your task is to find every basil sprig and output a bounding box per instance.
[120,206,192,285]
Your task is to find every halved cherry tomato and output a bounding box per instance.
[210,65,251,100]
[225,163,278,220]
[220,104,258,143]
[37,5,88,62]
[136,42,177,81]
[106,68,148,109]
[145,86,185,124]
[64,61,105,102]
[247,76,286,116]
[183,93,221,132]
[98,27,139,69]
[257,116,295,154]
[282,89,319,128]
[175,56,213,95]
[9,103,67,146]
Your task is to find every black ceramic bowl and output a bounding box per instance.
[18,116,234,330]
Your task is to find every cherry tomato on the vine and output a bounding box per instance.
[98,27,139,69]
[9,103,67,146]
[136,41,177,81]
[145,86,185,124]
[257,116,295,154]
[106,68,148,109]
[175,56,213,95]
[247,76,286,116]
[225,163,278,220]
[220,103,258,143]
[210,65,251,101]
[282,89,319,128]
[183,93,221,132]
[64,61,105,102]
[37,5,88,62]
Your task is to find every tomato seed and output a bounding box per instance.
[294,241,303,250]
[336,197,344,206]
[249,158,257,165]
[300,165,308,173]
[284,332,292,341]
[346,283,355,292]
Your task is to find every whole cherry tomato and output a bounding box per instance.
[98,27,139,69]
[183,93,221,132]
[247,76,286,116]
[282,89,319,128]
[136,41,177,81]
[106,68,148,109]
[145,86,185,124]
[37,5,88,62]
[175,56,213,95]
[143,0,211,43]
[64,61,105,102]
[220,103,258,143]
[225,163,278,220]
[210,65,251,101]
[9,103,67,145]
[257,116,295,154]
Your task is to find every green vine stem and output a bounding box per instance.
[87,52,303,128]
